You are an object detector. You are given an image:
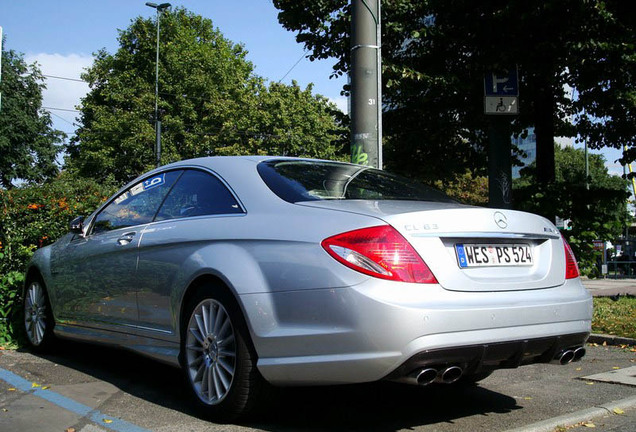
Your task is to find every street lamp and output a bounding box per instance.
[146,2,171,167]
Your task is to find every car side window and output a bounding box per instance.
[155,169,243,221]
[92,170,182,233]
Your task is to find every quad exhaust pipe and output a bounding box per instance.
[554,346,586,365]
[412,365,464,386]
[441,366,463,384]
[573,347,586,362]
[416,368,438,386]
[404,345,587,386]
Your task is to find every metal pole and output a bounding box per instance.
[487,117,512,209]
[146,2,170,167]
[350,0,381,169]
[375,1,382,169]
[154,8,161,167]
[624,146,629,244]
[0,26,3,111]
[585,141,590,190]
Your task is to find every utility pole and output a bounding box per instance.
[0,26,3,111]
[146,2,171,168]
[350,0,382,169]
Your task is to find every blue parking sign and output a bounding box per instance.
[484,67,519,96]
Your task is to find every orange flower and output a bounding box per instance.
[27,203,41,210]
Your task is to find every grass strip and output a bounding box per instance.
[592,296,636,339]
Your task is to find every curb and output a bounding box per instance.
[505,395,636,432]
[588,333,636,346]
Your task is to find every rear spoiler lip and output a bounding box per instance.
[408,231,561,240]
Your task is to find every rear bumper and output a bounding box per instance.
[384,331,589,383]
[240,278,592,386]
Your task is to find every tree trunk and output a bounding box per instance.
[534,82,556,184]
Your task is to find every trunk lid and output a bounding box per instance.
[300,200,565,291]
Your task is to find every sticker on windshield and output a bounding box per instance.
[114,192,130,204]
[130,183,144,196]
[127,174,166,197]
[143,174,165,191]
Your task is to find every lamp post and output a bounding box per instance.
[145,2,171,167]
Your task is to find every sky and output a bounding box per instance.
[1,0,628,179]
[2,0,347,138]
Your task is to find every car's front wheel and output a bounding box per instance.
[182,287,262,422]
[24,277,55,351]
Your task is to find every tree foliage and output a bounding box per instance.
[0,173,115,345]
[514,146,630,276]
[68,8,347,184]
[434,171,488,207]
[0,47,64,188]
[273,1,636,184]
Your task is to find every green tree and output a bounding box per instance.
[273,1,636,185]
[68,8,346,184]
[0,47,64,188]
[514,146,631,276]
[434,171,488,207]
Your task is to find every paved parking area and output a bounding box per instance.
[0,341,634,431]
[581,277,636,297]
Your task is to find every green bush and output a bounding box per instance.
[0,172,115,346]
[0,266,24,347]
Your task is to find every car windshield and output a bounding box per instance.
[257,160,456,203]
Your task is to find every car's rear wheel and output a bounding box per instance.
[182,287,262,422]
[24,278,55,350]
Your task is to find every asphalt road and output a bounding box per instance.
[581,277,636,297]
[0,340,634,432]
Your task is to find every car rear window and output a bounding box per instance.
[257,160,455,203]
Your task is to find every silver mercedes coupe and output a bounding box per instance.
[24,156,593,421]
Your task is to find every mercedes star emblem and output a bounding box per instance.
[494,211,508,229]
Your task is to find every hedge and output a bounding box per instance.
[0,173,115,346]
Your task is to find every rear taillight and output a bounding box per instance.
[563,237,580,279]
[321,225,438,283]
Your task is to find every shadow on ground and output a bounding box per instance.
[28,339,521,431]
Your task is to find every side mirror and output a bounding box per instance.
[69,216,85,234]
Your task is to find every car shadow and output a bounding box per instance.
[250,381,520,431]
[27,339,521,431]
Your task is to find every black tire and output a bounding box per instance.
[181,285,263,422]
[23,276,56,351]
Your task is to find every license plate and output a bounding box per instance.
[455,243,533,268]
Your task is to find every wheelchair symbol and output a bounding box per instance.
[496,98,506,112]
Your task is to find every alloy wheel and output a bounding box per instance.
[185,298,237,405]
[25,282,47,346]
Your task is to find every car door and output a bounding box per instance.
[135,169,244,334]
[53,170,182,328]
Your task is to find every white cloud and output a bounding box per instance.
[329,96,349,114]
[25,53,93,132]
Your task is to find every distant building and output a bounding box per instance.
[512,128,536,178]
[511,128,574,178]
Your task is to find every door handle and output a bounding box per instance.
[117,232,136,245]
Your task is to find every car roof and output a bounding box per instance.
[137,156,346,213]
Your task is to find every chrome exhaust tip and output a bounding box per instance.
[558,350,575,365]
[416,368,438,386]
[440,366,463,384]
[573,347,586,362]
